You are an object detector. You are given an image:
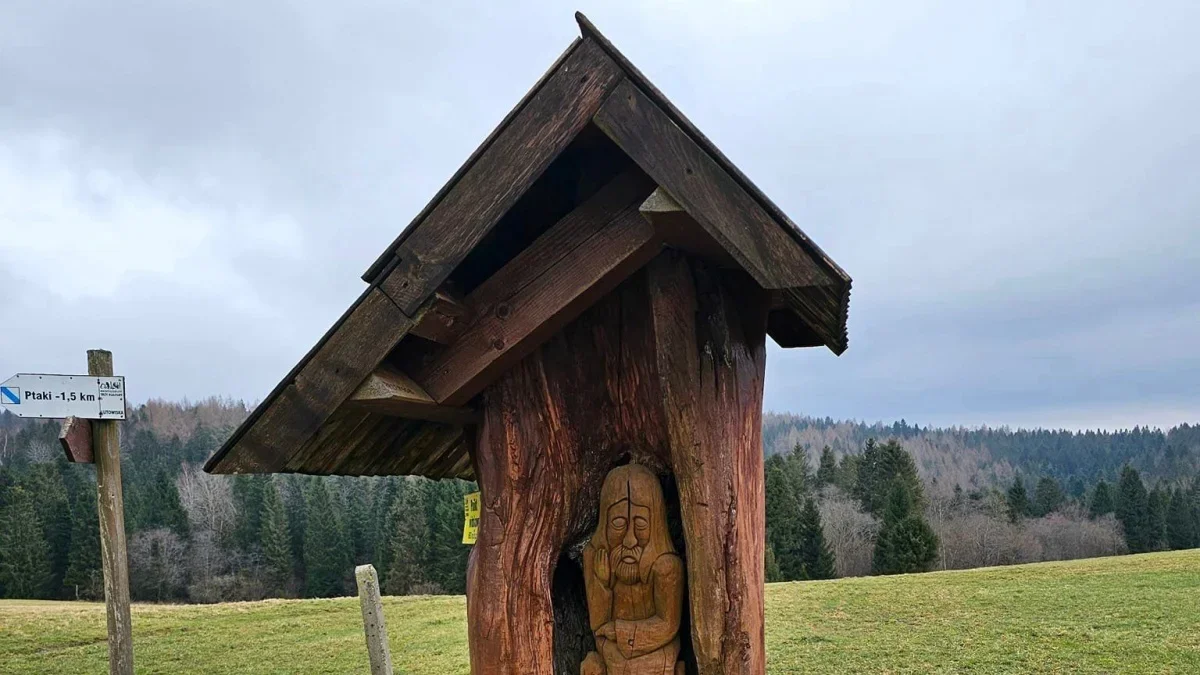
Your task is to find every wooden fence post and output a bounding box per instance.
[356,564,394,675]
[89,349,133,675]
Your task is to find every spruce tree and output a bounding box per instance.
[872,481,938,575]
[764,459,804,581]
[764,544,783,583]
[260,478,292,595]
[816,446,838,488]
[1089,480,1115,518]
[342,479,371,565]
[1033,477,1065,517]
[63,488,102,600]
[1165,488,1196,550]
[1146,487,1167,551]
[384,480,431,595]
[854,439,923,516]
[1116,466,1151,553]
[1006,478,1032,522]
[232,475,268,553]
[282,477,308,581]
[374,481,404,589]
[0,486,53,598]
[796,497,836,580]
[303,479,349,597]
[27,463,71,595]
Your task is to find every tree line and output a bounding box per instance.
[0,415,473,602]
[764,439,1200,582]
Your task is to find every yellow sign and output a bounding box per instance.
[463,491,481,545]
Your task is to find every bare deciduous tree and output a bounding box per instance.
[129,528,188,602]
[177,462,236,540]
[818,488,879,577]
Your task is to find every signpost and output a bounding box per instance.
[0,373,126,420]
[2,352,133,675]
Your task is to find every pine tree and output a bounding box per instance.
[373,481,404,589]
[764,544,783,583]
[282,477,308,582]
[0,486,53,598]
[260,478,292,595]
[764,459,804,581]
[341,479,371,565]
[384,480,431,595]
[872,481,938,575]
[1116,466,1151,553]
[145,470,189,539]
[1089,480,1115,518]
[1033,477,1065,517]
[796,497,836,580]
[815,446,838,488]
[63,488,102,600]
[782,444,812,495]
[304,479,349,598]
[1165,488,1196,550]
[1006,478,1032,522]
[835,454,860,493]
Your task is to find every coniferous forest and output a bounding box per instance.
[1,401,1198,602]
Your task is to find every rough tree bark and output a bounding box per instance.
[466,251,768,675]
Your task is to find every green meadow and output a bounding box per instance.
[2,550,1197,674]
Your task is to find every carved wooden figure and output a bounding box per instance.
[205,13,852,675]
[582,464,685,675]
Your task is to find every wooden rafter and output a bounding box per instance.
[346,366,479,426]
[411,168,661,406]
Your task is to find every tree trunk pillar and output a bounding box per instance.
[466,252,768,675]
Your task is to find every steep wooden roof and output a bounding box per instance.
[204,13,851,480]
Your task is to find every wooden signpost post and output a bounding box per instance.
[2,350,132,675]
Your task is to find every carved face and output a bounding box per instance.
[607,498,651,583]
[592,463,675,584]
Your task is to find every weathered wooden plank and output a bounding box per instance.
[646,252,769,675]
[59,416,93,463]
[409,290,471,344]
[377,38,625,316]
[412,171,661,406]
[596,80,829,291]
[207,287,415,473]
[347,367,480,426]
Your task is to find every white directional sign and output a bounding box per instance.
[0,373,126,420]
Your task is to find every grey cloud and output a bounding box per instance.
[1,0,1197,430]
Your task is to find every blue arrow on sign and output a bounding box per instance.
[1,386,19,404]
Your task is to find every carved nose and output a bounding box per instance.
[623,528,637,549]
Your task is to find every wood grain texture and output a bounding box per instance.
[647,252,769,675]
[466,251,769,675]
[377,39,625,316]
[88,350,133,675]
[58,416,93,463]
[595,79,849,354]
[413,170,660,406]
[466,269,674,675]
[409,290,471,344]
[206,288,416,474]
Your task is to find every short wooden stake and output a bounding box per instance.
[355,564,394,675]
[89,349,133,675]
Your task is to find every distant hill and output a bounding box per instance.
[764,412,1200,490]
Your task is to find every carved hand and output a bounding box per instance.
[593,547,611,587]
[597,621,617,642]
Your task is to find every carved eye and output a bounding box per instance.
[634,516,649,530]
[611,517,627,529]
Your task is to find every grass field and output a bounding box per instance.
[2,550,1198,674]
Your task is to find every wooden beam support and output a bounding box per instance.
[409,290,471,344]
[639,186,739,269]
[59,416,93,463]
[595,80,830,290]
[377,38,625,316]
[412,169,660,406]
[347,367,480,426]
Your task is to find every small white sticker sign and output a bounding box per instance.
[0,374,126,420]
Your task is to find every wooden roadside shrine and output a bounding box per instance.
[205,13,851,675]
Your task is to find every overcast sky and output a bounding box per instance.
[1,1,1197,432]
